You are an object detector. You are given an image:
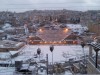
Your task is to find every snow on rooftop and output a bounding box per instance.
[66,24,88,34]
[2,23,12,30]
[0,30,4,33]
[9,51,19,55]
[67,24,88,29]
[0,45,4,48]
[0,52,10,59]
[66,24,87,29]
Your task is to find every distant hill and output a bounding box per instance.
[0,10,100,35]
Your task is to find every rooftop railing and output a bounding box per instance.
[89,57,100,70]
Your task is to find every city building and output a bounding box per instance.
[0,40,25,52]
[28,24,74,45]
[66,24,88,35]
[0,30,6,40]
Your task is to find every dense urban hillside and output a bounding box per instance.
[0,10,100,35]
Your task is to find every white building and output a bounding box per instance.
[66,24,88,35]
[24,24,29,35]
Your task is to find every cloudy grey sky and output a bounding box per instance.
[0,0,100,12]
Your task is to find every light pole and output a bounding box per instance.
[81,41,87,74]
[50,45,54,74]
[37,48,41,62]
[50,45,54,65]
[94,48,100,68]
[81,41,86,65]
[46,54,48,75]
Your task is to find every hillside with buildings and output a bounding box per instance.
[0,9,100,75]
[0,10,100,35]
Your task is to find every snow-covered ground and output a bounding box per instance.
[0,45,89,75]
[13,45,89,63]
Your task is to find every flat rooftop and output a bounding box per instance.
[0,40,24,52]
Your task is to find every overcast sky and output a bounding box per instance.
[0,0,100,12]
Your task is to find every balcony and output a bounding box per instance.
[87,56,100,74]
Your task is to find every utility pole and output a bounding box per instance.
[46,54,48,75]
